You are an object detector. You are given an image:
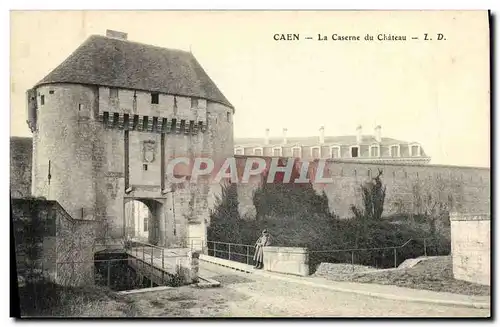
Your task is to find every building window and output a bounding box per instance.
[151,93,159,104]
[143,164,148,171]
[109,88,118,98]
[311,146,321,159]
[191,98,198,108]
[411,145,420,157]
[143,218,149,232]
[227,112,231,122]
[350,146,359,158]
[253,148,263,156]
[79,104,83,111]
[292,147,302,158]
[235,148,244,155]
[272,147,282,157]
[390,145,400,157]
[40,95,45,106]
[49,90,54,94]
[370,145,380,157]
[330,146,340,158]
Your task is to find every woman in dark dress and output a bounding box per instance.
[253,229,272,269]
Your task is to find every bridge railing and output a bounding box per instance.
[205,237,449,271]
[125,240,187,271]
[308,237,450,273]
[206,241,256,265]
[206,241,255,265]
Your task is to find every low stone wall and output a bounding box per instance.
[12,198,98,287]
[263,247,309,276]
[55,206,97,286]
[450,212,490,286]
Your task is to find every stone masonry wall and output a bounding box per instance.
[55,203,98,287]
[12,199,98,287]
[450,213,490,286]
[233,157,490,219]
[10,137,32,198]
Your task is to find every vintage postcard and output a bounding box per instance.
[10,10,491,318]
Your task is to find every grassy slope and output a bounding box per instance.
[18,281,141,317]
[315,256,490,296]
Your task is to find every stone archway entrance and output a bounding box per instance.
[124,198,165,246]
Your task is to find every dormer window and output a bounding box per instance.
[253,147,263,156]
[191,98,198,109]
[350,145,360,158]
[292,146,302,158]
[151,93,159,104]
[234,147,244,155]
[311,146,321,159]
[330,146,341,158]
[390,145,400,157]
[370,144,380,157]
[410,144,421,157]
[272,147,282,157]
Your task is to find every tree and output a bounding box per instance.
[412,176,452,236]
[351,168,386,221]
[207,181,242,244]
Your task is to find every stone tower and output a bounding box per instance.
[26,32,234,249]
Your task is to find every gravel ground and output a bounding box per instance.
[121,262,490,317]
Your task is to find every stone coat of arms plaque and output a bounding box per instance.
[143,140,156,163]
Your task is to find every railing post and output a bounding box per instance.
[424,238,427,257]
[151,247,154,265]
[162,248,165,270]
[213,242,216,257]
[228,244,231,261]
[393,248,397,268]
[143,246,145,262]
[246,246,250,265]
[351,251,355,273]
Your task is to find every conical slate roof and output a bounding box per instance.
[34,35,234,109]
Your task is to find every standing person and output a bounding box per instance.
[253,229,272,269]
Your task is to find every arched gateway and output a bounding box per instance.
[26,31,235,251]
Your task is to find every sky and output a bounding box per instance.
[10,10,490,167]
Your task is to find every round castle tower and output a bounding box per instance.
[27,31,234,248]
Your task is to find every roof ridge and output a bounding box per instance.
[89,34,192,55]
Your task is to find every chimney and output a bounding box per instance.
[264,128,270,145]
[319,126,325,144]
[283,128,288,144]
[106,29,128,40]
[374,125,382,142]
[356,125,362,144]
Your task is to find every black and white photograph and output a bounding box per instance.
[8,9,491,318]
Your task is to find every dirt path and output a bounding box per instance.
[123,262,490,317]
